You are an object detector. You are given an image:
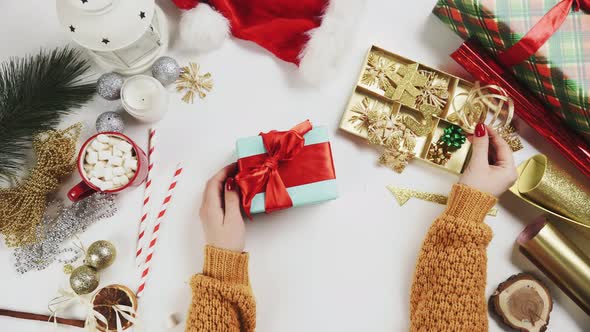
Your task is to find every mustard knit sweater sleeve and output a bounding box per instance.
[410,184,497,332]
[185,245,256,332]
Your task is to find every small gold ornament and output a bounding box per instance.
[70,265,100,295]
[362,52,399,91]
[415,71,449,111]
[385,63,428,106]
[63,264,74,274]
[347,95,419,174]
[378,123,417,173]
[86,240,117,271]
[348,97,390,140]
[401,104,441,137]
[175,62,213,104]
[379,149,415,173]
[427,141,451,165]
[497,125,524,152]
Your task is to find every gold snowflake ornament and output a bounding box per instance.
[416,71,449,110]
[362,53,398,91]
[347,96,420,174]
[175,63,213,104]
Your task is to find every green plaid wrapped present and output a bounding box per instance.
[433,0,590,141]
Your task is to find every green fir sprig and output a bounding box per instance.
[0,46,95,181]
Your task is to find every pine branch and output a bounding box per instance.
[0,46,95,180]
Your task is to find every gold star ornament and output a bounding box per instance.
[385,63,428,106]
[175,62,213,104]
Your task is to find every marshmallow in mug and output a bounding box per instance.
[83,134,138,191]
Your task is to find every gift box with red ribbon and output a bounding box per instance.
[433,0,590,179]
[234,120,338,218]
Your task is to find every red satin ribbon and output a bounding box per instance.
[235,120,336,218]
[497,0,589,67]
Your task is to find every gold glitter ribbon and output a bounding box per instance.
[0,124,81,247]
[518,218,590,315]
[387,185,498,216]
[449,82,514,134]
[510,154,590,231]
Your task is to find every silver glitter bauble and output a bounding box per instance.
[86,240,117,270]
[152,56,181,86]
[97,72,124,100]
[70,265,100,295]
[96,111,125,133]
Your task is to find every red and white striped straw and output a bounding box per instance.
[136,163,183,298]
[135,128,156,267]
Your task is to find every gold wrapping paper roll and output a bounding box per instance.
[510,154,590,231]
[518,218,590,316]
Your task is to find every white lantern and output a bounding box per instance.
[56,0,169,75]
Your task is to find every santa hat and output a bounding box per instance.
[172,0,365,83]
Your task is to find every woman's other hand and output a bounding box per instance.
[199,163,245,252]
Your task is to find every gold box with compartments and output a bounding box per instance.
[340,45,476,174]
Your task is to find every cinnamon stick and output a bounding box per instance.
[0,309,85,328]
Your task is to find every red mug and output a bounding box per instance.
[68,132,148,201]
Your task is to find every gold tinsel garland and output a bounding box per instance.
[361,52,398,91]
[0,124,81,247]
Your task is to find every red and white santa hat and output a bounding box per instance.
[171,0,364,83]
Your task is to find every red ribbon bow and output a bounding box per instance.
[235,120,313,218]
[498,0,590,67]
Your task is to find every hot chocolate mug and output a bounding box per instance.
[68,132,148,201]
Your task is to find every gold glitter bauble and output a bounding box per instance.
[86,240,117,271]
[70,265,99,295]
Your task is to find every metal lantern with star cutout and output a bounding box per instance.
[56,0,169,75]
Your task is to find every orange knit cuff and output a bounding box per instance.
[445,184,497,222]
[203,245,250,285]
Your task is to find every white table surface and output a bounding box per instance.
[1,1,589,331]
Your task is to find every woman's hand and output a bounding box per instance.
[459,123,518,197]
[199,163,245,252]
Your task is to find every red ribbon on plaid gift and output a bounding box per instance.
[235,120,336,218]
[498,0,590,67]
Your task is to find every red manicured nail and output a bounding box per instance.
[475,123,486,137]
[225,177,235,191]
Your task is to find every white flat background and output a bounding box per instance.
[1,1,589,331]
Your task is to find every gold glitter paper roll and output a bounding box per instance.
[518,218,590,315]
[510,154,590,231]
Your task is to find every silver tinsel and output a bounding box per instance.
[13,194,117,274]
[96,111,125,133]
[97,72,124,100]
[152,56,181,86]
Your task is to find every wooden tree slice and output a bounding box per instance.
[491,273,552,332]
[91,284,138,332]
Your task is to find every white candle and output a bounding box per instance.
[121,75,168,122]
